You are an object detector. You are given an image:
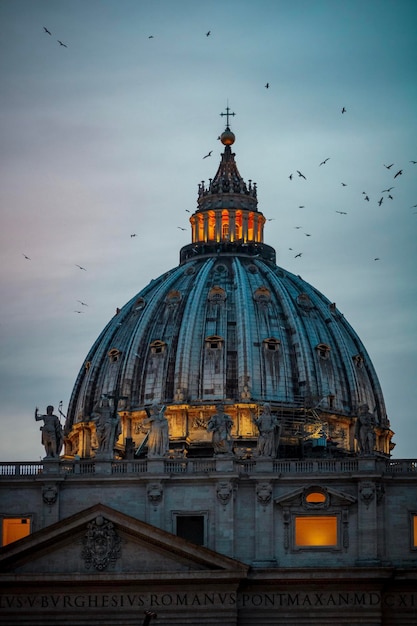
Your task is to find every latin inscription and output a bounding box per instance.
[0,592,416,611]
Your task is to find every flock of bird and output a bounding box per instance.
[18,25,416,313]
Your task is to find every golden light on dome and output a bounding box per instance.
[220,129,235,145]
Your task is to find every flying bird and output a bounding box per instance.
[388,194,393,200]
[43,27,52,35]
[75,264,86,271]
[294,253,303,258]
[148,35,154,39]
[288,174,293,180]
[394,169,403,178]
[22,254,31,260]
[305,233,311,237]
[74,310,83,314]
[336,211,347,215]
[185,209,190,213]
[177,227,186,231]
[374,258,380,261]
[364,195,370,201]
[265,83,269,89]
[410,160,417,164]
[57,40,68,47]
[378,197,384,206]
[341,182,347,186]
[298,206,305,208]
[296,170,306,180]
[294,226,302,229]
[341,107,346,113]
[382,187,394,193]
[319,158,330,166]
[77,301,88,306]
[130,234,137,237]
[203,151,212,159]
[384,163,394,169]
[206,30,211,36]
[266,218,275,221]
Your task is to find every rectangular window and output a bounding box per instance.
[2,518,31,547]
[295,515,337,547]
[413,514,417,548]
[176,515,205,546]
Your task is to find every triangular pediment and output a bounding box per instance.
[0,503,248,580]
[274,484,357,507]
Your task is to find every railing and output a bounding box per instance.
[0,458,416,478]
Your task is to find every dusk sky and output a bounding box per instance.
[1,0,416,462]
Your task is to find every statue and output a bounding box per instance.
[207,404,234,455]
[142,404,169,458]
[252,403,281,458]
[35,405,63,458]
[91,397,122,457]
[355,404,376,455]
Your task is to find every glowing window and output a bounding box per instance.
[150,340,166,355]
[305,491,327,504]
[205,335,223,350]
[2,518,31,546]
[295,516,337,547]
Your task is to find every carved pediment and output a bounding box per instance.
[0,503,248,578]
[275,484,357,509]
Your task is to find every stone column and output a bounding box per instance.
[253,480,276,566]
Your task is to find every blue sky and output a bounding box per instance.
[0,0,416,461]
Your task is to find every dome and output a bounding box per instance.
[64,119,393,460]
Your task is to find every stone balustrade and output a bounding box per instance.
[0,457,416,478]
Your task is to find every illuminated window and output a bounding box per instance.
[305,491,327,504]
[412,514,417,548]
[2,518,31,547]
[295,516,338,547]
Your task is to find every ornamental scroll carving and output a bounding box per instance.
[81,515,121,571]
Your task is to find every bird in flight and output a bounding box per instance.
[266,218,275,221]
[374,258,380,261]
[265,83,269,89]
[75,264,86,271]
[336,211,347,215]
[305,233,311,237]
[294,226,302,229]
[289,174,293,180]
[203,151,212,159]
[394,169,403,178]
[77,300,88,306]
[388,194,393,200]
[206,30,211,36]
[382,187,394,193]
[22,254,31,260]
[384,163,394,169]
[364,195,370,201]
[148,35,154,39]
[130,234,137,237]
[341,182,347,186]
[319,158,330,166]
[294,253,303,258]
[297,170,306,180]
[378,197,384,206]
[177,227,186,231]
[43,27,52,35]
[298,206,305,208]
[341,107,346,113]
[57,40,68,47]
[74,310,83,314]
[410,160,417,164]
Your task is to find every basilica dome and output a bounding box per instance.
[64,123,393,460]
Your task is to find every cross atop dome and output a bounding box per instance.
[220,105,235,128]
[220,105,236,146]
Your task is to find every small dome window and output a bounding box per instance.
[150,340,166,355]
[205,335,223,350]
[316,343,331,360]
[254,286,271,303]
[248,264,258,274]
[297,293,313,310]
[108,348,121,363]
[134,297,146,311]
[208,286,227,303]
[263,338,281,352]
[165,290,182,304]
[353,354,364,368]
